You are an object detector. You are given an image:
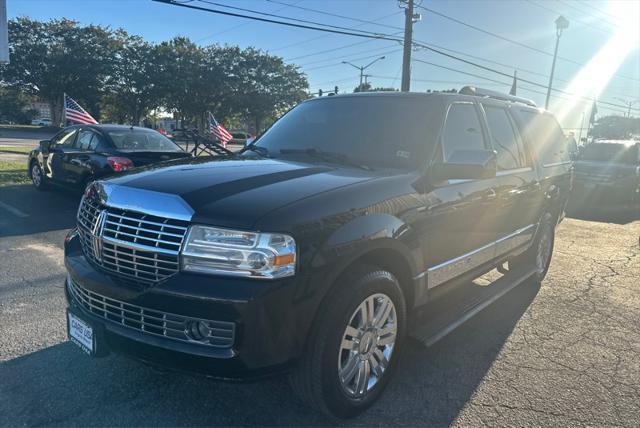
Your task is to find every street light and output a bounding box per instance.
[545,15,569,109]
[342,56,386,91]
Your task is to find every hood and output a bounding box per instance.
[98,156,377,229]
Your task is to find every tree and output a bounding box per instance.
[233,48,308,132]
[0,18,117,124]
[101,32,162,124]
[0,85,36,124]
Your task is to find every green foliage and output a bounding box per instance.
[0,85,37,123]
[0,18,309,132]
[0,160,29,186]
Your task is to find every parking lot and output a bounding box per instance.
[0,179,638,426]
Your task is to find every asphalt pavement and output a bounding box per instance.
[0,183,639,426]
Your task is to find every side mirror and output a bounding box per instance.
[428,149,497,182]
[39,139,51,153]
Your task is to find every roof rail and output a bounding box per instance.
[459,86,537,107]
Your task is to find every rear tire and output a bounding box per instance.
[289,264,406,419]
[511,212,555,283]
[30,162,48,190]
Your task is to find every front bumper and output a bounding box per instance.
[64,231,312,379]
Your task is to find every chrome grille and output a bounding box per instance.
[68,277,235,348]
[77,196,189,285]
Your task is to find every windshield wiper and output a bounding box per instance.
[278,148,371,171]
[241,145,270,157]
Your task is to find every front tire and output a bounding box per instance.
[289,265,406,419]
[30,162,48,190]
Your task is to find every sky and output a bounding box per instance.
[7,0,640,132]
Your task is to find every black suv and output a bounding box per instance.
[63,88,572,418]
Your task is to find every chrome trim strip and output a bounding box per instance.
[542,161,571,168]
[496,167,533,176]
[415,224,536,289]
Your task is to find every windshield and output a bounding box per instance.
[108,129,183,152]
[579,143,638,164]
[252,96,435,169]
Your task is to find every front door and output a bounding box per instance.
[46,128,78,183]
[421,101,501,290]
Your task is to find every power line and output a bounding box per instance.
[412,57,630,116]
[303,49,402,71]
[415,3,640,84]
[152,0,403,41]
[195,0,303,42]
[525,0,616,36]
[269,11,403,52]
[155,0,638,112]
[264,0,404,31]
[197,0,393,38]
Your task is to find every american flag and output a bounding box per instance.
[64,94,98,125]
[208,112,232,147]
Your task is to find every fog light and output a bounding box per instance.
[186,320,210,341]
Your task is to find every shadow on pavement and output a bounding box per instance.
[0,281,539,426]
[0,184,81,238]
[566,202,639,225]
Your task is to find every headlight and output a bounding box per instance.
[181,225,296,279]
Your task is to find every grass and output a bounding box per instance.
[0,160,30,186]
[0,146,33,154]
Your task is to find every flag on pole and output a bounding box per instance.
[208,112,232,147]
[509,71,517,96]
[64,94,98,125]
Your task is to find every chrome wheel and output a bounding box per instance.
[31,164,42,187]
[536,224,553,275]
[337,293,397,398]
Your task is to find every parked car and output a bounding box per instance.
[569,139,640,211]
[31,118,52,126]
[63,89,571,418]
[28,124,192,191]
[229,131,251,145]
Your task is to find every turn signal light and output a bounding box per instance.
[107,156,134,172]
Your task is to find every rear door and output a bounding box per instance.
[480,102,542,256]
[63,128,101,186]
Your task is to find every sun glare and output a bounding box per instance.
[551,0,640,125]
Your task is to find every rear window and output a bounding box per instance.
[579,143,638,164]
[108,129,182,152]
[516,110,569,166]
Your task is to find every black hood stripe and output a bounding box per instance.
[181,166,331,209]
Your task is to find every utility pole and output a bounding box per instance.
[401,0,415,92]
[614,97,639,118]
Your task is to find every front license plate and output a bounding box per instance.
[68,311,94,355]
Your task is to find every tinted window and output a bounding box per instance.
[442,103,485,161]
[76,130,95,151]
[484,106,525,170]
[108,129,182,152]
[52,129,77,148]
[517,110,569,166]
[253,97,435,169]
[579,143,638,164]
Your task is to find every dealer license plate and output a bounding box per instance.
[68,311,94,355]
